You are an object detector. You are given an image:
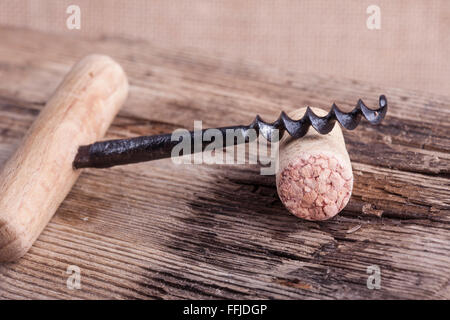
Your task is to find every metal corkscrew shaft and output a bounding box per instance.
[73,95,387,169]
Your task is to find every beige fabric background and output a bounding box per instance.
[0,0,449,96]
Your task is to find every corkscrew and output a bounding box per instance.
[0,54,389,262]
[73,95,387,169]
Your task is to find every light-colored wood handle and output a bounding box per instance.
[0,55,128,262]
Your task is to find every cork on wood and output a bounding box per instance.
[276,107,353,220]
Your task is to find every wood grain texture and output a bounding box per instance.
[0,54,128,262]
[0,27,449,299]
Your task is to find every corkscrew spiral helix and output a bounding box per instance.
[249,95,387,142]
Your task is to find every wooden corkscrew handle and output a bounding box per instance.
[0,55,128,262]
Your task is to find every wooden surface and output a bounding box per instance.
[0,27,449,299]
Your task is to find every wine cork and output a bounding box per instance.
[276,107,353,220]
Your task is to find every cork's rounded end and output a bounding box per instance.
[277,153,353,221]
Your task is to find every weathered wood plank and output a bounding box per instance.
[0,27,449,299]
